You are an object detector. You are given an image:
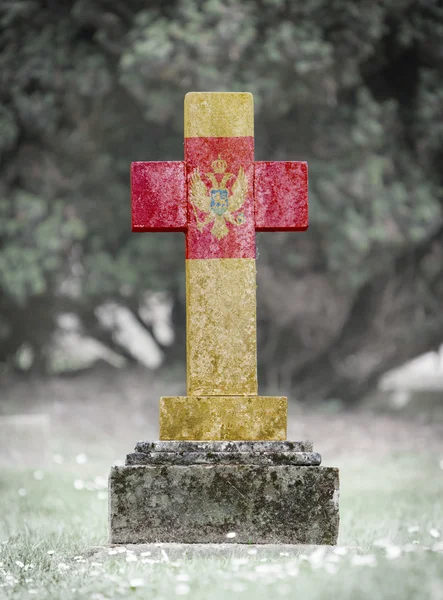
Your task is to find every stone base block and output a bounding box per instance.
[109,442,339,545]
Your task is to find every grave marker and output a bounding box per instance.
[109,92,339,545]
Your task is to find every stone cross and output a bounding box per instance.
[131,92,308,441]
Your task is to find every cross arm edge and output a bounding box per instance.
[254,160,308,232]
[131,160,187,233]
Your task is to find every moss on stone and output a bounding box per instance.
[109,464,339,544]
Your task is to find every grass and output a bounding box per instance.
[0,450,442,599]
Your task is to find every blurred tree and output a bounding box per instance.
[0,0,442,402]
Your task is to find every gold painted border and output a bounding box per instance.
[184,92,254,138]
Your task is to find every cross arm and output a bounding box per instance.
[254,162,308,231]
[131,161,187,232]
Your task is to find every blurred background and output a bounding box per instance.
[1,0,443,436]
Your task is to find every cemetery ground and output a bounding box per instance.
[0,367,442,600]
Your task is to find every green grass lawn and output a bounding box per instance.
[1,450,442,600]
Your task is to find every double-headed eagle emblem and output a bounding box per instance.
[189,155,248,240]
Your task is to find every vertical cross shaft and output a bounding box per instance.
[131,92,308,441]
[184,93,257,398]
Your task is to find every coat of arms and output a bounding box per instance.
[189,155,248,239]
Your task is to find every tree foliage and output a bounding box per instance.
[1,0,443,400]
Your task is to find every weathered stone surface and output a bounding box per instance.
[160,395,287,441]
[135,440,314,453]
[185,259,257,396]
[109,464,339,545]
[126,450,321,466]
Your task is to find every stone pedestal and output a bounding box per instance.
[109,441,339,545]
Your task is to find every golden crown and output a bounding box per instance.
[211,154,227,174]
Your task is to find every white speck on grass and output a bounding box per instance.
[5,573,17,584]
[141,558,159,564]
[247,548,257,555]
[28,589,37,595]
[108,549,118,555]
[140,551,151,557]
[161,548,170,562]
[351,555,376,567]
[309,547,326,567]
[429,529,441,539]
[47,550,55,555]
[176,574,190,582]
[129,578,145,588]
[33,470,44,481]
[176,583,190,595]
[408,525,420,533]
[15,561,24,568]
[76,453,88,464]
[53,454,64,464]
[57,563,70,572]
[117,547,126,554]
[226,532,236,539]
[385,545,402,560]
[333,547,348,556]
[97,491,107,501]
[126,554,137,562]
[18,489,27,497]
[73,480,84,490]
[279,552,289,556]
[325,562,338,575]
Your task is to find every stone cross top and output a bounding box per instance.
[131,92,308,441]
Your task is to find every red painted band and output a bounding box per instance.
[185,137,255,260]
[131,161,187,232]
[255,161,308,232]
